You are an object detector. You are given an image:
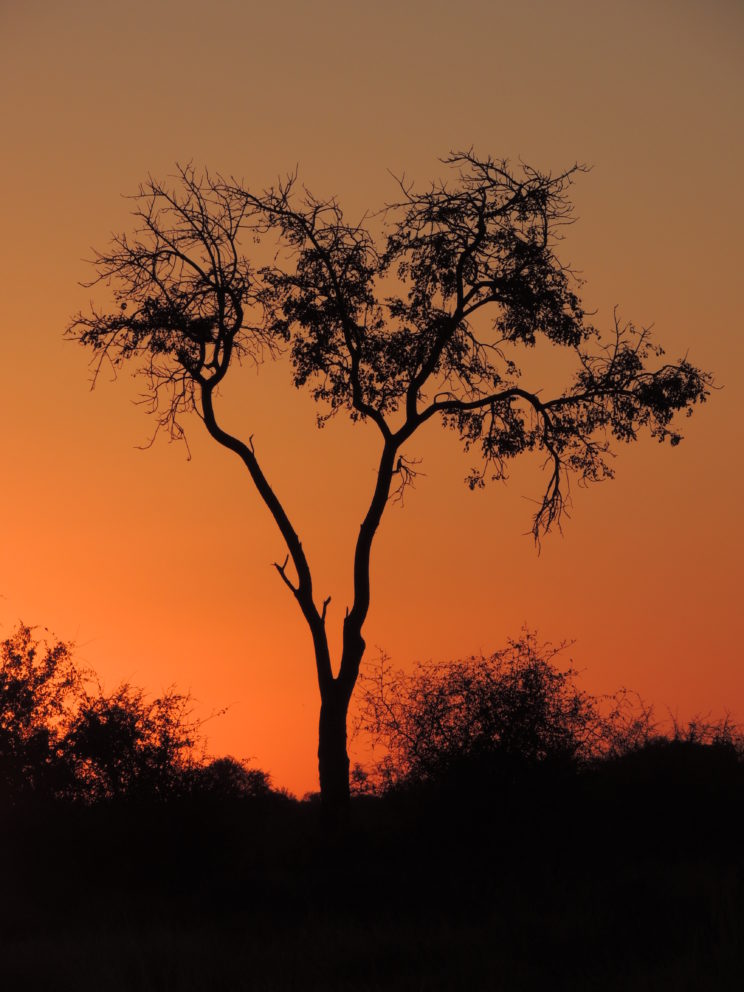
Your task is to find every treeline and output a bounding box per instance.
[0,623,276,807]
[351,631,744,799]
[2,623,743,991]
[3,622,743,809]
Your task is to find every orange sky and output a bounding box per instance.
[1,0,742,796]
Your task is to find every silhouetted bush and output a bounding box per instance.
[0,622,272,806]
[0,623,83,803]
[355,633,603,793]
[354,632,744,797]
[186,756,274,801]
[605,730,743,791]
[2,627,743,992]
[63,683,201,801]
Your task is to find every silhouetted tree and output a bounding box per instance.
[0,621,273,805]
[0,624,83,802]
[68,153,712,813]
[186,756,274,801]
[64,683,201,801]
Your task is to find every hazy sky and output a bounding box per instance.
[1,0,742,794]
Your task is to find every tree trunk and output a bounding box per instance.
[318,686,351,814]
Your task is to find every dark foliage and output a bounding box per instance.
[354,632,744,798]
[1,744,742,992]
[0,622,269,807]
[68,157,712,540]
[63,682,201,802]
[186,755,274,801]
[1,624,742,989]
[0,623,83,802]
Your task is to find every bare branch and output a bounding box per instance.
[390,454,425,506]
[273,554,299,595]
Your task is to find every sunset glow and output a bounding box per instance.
[1,0,742,797]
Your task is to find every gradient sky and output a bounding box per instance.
[1,0,742,795]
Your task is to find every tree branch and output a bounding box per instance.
[273,554,299,595]
[200,384,334,691]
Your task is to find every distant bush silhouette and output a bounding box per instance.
[2,631,743,992]
[186,756,274,801]
[0,623,83,802]
[63,683,201,802]
[355,633,597,792]
[605,716,744,791]
[0,622,271,805]
[355,632,743,795]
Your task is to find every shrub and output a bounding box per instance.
[0,624,83,801]
[63,683,201,801]
[354,632,605,792]
[0,621,272,805]
[354,632,743,795]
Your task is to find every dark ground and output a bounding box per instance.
[2,750,743,991]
